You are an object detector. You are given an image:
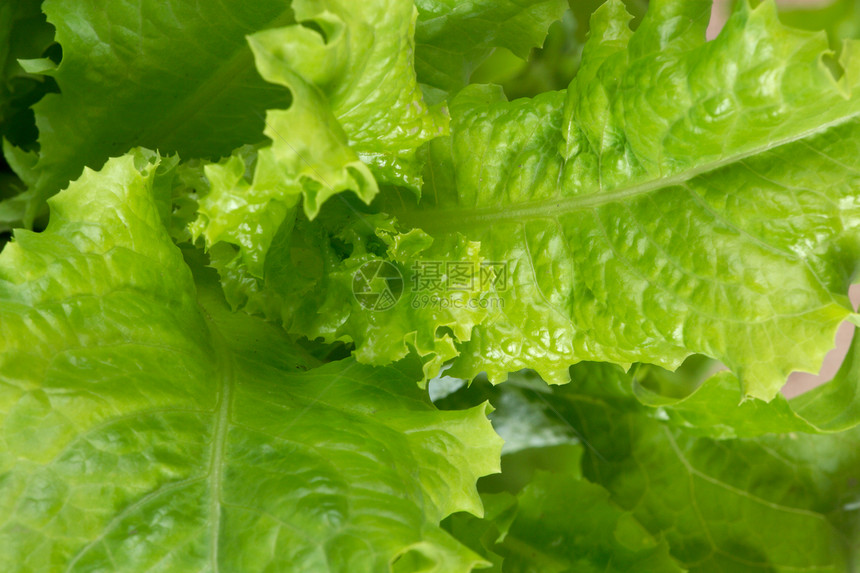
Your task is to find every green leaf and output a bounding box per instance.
[441,373,683,572]
[788,331,860,431]
[0,153,503,571]
[777,0,860,45]
[17,0,295,225]
[0,0,55,149]
[473,0,649,100]
[189,0,450,335]
[482,364,860,572]
[495,472,683,573]
[367,0,860,398]
[0,140,38,229]
[639,367,832,439]
[442,493,518,573]
[184,1,860,399]
[248,0,448,195]
[0,0,55,232]
[628,327,860,438]
[413,0,568,95]
[207,203,498,380]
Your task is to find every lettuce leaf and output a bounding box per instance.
[413,0,567,95]
[4,1,860,570]
[174,0,860,401]
[444,468,684,573]
[0,153,502,571]
[248,0,448,195]
[188,0,449,268]
[9,0,295,225]
[373,0,860,398]
[629,324,860,438]
[492,471,684,573]
[777,0,860,44]
[472,0,649,100]
[569,375,860,572]
[214,203,496,379]
[0,0,55,149]
[188,0,453,361]
[441,366,860,572]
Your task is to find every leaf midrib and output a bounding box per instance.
[201,303,236,573]
[394,111,860,234]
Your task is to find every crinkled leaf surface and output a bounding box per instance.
[368,0,860,398]
[181,0,860,399]
[190,0,450,259]
[247,0,448,196]
[190,0,450,334]
[0,154,503,572]
[5,1,860,572]
[16,0,294,224]
[210,204,496,379]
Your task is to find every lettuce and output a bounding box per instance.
[441,367,860,571]
[2,0,860,571]
[0,153,501,571]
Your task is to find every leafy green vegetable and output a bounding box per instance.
[471,0,649,100]
[249,0,448,194]
[385,0,860,398]
[445,467,685,573]
[12,0,294,225]
[0,0,55,232]
[570,371,860,572]
[0,154,501,571]
[0,0,55,150]
[440,366,860,572]
[413,0,567,96]
[3,0,860,570]
[777,0,860,44]
[495,471,683,573]
[222,0,860,399]
[630,332,860,438]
